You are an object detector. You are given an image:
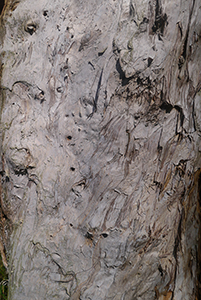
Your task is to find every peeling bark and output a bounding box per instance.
[0,0,201,299]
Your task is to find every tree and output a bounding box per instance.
[0,0,201,299]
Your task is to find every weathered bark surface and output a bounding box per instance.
[0,0,201,299]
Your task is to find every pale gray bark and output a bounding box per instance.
[0,0,201,299]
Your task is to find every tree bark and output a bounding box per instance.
[0,0,201,299]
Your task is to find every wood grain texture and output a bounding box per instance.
[0,0,201,299]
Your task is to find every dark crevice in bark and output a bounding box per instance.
[192,99,196,132]
[177,22,183,39]
[174,105,184,127]
[196,172,201,298]
[172,209,183,300]
[152,0,168,36]
[178,0,196,69]
[116,59,133,86]
[198,173,201,207]
[93,68,103,113]
[0,0,4,15]
[85,231,93,240]
[158,264,163,277]
[13,168,28,176]
[129,1,135,18]
[160,101,173,113]
[147,57,153,67]
[181,31,188,61]
[0,204,9,222]
[159,101,184,128]
[87,67,104,118]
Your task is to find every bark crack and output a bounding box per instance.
[171,209,183,299]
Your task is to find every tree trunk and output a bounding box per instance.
[0,0,201,299]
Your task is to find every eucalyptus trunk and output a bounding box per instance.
[0,0,201,299]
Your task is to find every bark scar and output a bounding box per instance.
[88,68,104,118]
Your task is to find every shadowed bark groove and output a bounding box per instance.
[196,171,201,299]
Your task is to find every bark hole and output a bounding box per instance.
[43,10,48,17]
[101,232,108,238]
[160,101,173,113]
